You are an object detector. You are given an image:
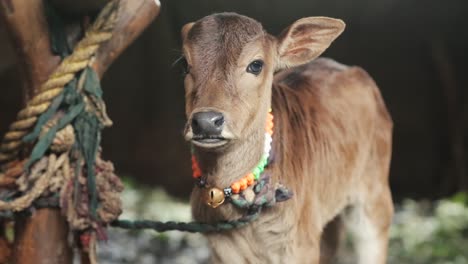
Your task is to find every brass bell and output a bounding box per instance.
[204,187,225,208]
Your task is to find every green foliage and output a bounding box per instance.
[389,193,468,264]
[451,192,468,206]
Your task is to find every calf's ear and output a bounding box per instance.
[276,17,345,70]
[181,22,195,42]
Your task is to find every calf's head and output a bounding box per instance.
[181,13,344,149]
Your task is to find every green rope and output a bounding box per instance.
[23,91,65,144]
[24,79,84,169]
[44,0,72,58]
[0,198,260,233]
[111,210,260,233]
[75,67,107,218]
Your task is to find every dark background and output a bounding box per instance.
[1,0,467,200]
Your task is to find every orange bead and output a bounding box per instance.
[191,156,202,178]
[231,182,241,194]
[193,169,201,178]
[267,114,273,121]
[246,173,254,185]
[239,178,248,191]
[266,120,273,129]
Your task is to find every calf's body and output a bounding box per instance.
[182,13,393,264]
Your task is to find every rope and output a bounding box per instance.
[111,211,260,233]
[0,196,61,220]
[0,153,67,212]
[0,199,259,233]
[0,0,119,165]
[0,196,60,220]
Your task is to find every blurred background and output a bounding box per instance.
[1,0,468,263]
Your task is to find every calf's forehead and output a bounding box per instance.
[184,13,266,76]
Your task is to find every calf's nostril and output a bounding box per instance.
[214,116,224,128]
[191,118,201,135]
[192,119,200,130]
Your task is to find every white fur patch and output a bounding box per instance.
[343,206,386,264]
[154,0,161,6]
[355,225,382,264]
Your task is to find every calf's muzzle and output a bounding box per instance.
[191,111,225,137]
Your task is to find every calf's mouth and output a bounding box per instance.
[191,135,229,148]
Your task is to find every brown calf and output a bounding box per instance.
[181,13,393,264]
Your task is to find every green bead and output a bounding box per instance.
[253,172,260,180]
[253,167,261,175]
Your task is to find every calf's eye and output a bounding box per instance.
[174,56,190,76]
[181,57,190,75]
[247,60,264,75]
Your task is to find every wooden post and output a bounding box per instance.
[0,221,11,263]
[0,0,159,263]
[0,0,61,102]
[92,0,161,78]
[0,1,70,262]
[14,210,72,263]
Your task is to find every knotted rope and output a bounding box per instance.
[0,0,119,165]
[0,2,121,262]
[0,153,66,212]
[0,128,123,228]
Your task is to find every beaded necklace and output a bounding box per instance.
[191,110,274,208]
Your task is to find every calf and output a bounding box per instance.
[181,13,393,264]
